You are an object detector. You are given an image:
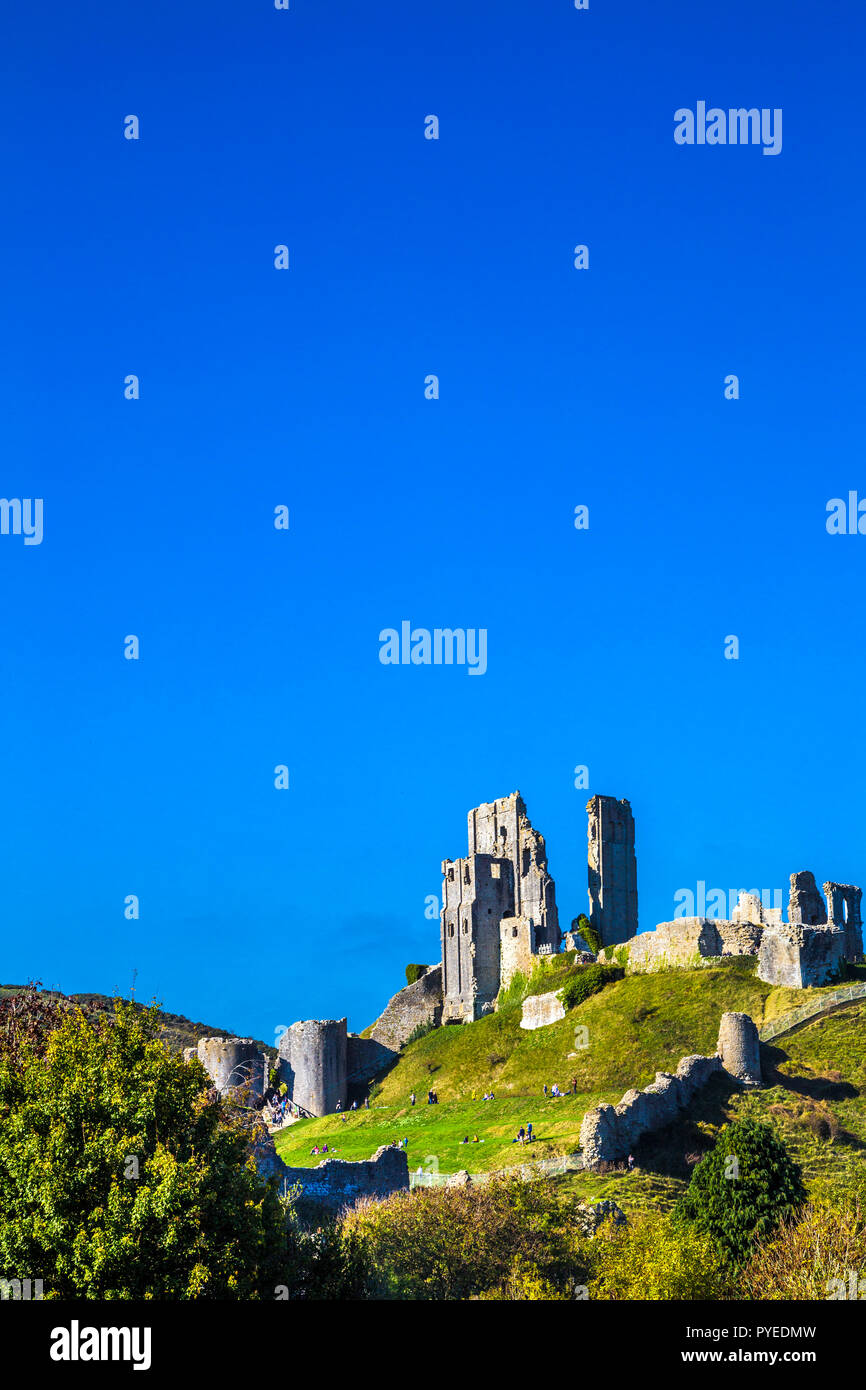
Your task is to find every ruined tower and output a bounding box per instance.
[276,1018,347,1117]
[440,791,560,1023]
[586,795,638,946]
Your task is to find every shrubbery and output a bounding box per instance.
[572,913,602,957]
[405,964,429,987]
[586,1210,734,1300]
[0,989,289,1299]
[559,964,624,1011]
[740,1199,866,1300]
[675,1117,807,1267]
[343,1175,588,1300]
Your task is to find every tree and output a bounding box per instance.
[675,1117,807,1266]
[0,992,289,1298]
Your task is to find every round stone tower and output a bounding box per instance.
[196,1037,266,1106]
[276,1017,347,1117]
[717,1012,761,1086]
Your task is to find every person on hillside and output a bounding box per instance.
[364,1095,370,1109]
[543,1084,548,1097]
[517,1126,525,1144]
[571,1077,578,1094]
[427,1089,433,1105]
[472,1134,480,1143]
[527,1122,533,1142]
[628,1153,635,1170]
[410,1092,416,1106]
[335,1099,342,1112]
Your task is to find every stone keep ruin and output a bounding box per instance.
[440,792,561,1022]
[234,791,862,1123]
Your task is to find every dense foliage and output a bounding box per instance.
[343,1176,588,1300]
[559,964,624,1011]
[0,991,289,1299]
[405,964,429,987]
[572,914,602,957]
[675,1117,807,1266]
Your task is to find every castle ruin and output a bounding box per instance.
[617,870,862,988]
[440,792,561,1022]
[261,787,862,1126]
[586,795,639,946]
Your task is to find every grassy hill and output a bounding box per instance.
[274,957,865,1202]
[0,984,275,1059]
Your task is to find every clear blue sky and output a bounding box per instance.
[1,1,864,1043]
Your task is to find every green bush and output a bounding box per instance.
[675,1117,807,1267]
[405,964,429,986]
[572,914,602,957]
[0,990,290,1299]
[559,964,624,1011]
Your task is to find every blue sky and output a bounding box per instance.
[1,0,863,1043]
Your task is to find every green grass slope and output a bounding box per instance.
[274,959,859,1180]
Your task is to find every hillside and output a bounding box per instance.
[274,957,865,1202]
[0,985,275,1059]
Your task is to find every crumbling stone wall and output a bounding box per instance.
[586,796,638,947]
[246,1121,409,1213]
[622,918,763,973]
[276,1017,347,1117]
[520,990,566,1030]
[788,871,827,926]
[757,924,845,989]
[621,866,861,985]
[368,965,443,1051]
[579,1014,760,1166]
[281,1144,410,1216]
[823,882,863,961]
[346,1034,396,1087]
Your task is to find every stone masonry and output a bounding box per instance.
[788,871,827,926]
[617,873,861,987]
[586,796,638,947]
[279,1144,410,1216]
[824,881,863,961]
[369,964,443,1051]
[441,792,560,1022]
[579,1013,761,1165]
[276,1018,347,1117]
[717,1011,761,1085]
